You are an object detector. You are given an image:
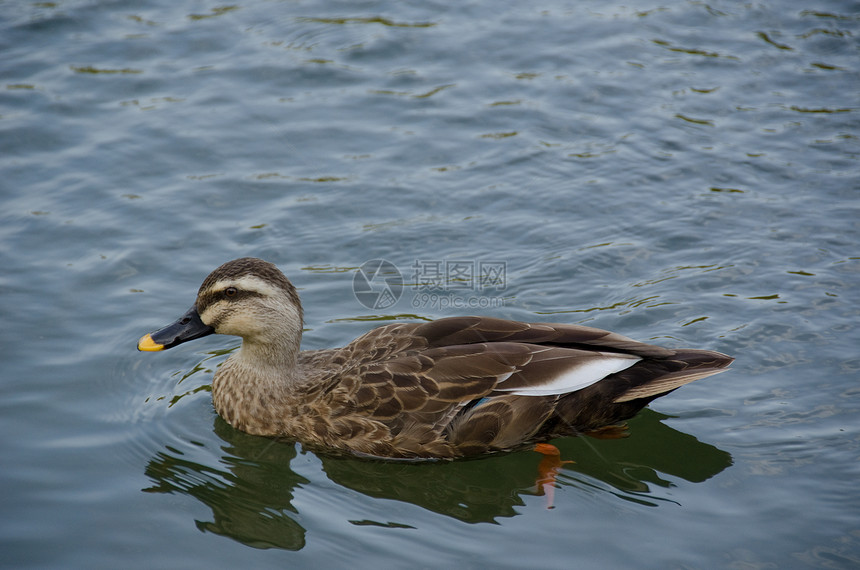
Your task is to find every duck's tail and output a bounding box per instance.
[613,349,734,403]
[548,348,734,436]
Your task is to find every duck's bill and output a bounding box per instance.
[137,305,214,351]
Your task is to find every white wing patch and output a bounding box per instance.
[497,353,641,397]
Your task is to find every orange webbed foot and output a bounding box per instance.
[534,443,574,509]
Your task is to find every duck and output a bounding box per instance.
[138,257,733,459]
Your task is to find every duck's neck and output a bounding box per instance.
[231,301,304,386]
[236,335,300,379]
[211,326,304,436]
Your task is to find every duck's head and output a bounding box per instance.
[138,258,303,353]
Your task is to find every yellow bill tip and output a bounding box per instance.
[138,333,164,352]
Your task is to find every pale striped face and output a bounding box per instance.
[194,258,303,342]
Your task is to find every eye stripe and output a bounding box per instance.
[202,275,283,299]
[197,288,263,312]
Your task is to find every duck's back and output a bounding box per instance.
[291,317,732,458]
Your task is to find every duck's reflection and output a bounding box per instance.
[143,421,309,550]
[143,410,731,549]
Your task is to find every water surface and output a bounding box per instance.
[1,0,858,567]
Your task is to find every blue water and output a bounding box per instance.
[2,0,859,567]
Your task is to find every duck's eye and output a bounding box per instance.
[224,287,238,298]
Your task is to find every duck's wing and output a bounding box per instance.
[340,342,651,456]
[321,316,732,457]
[340,316,661,419]
[412,316,673,357]
[410,315,733,402]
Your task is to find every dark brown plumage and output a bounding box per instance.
[138,257,733,459]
